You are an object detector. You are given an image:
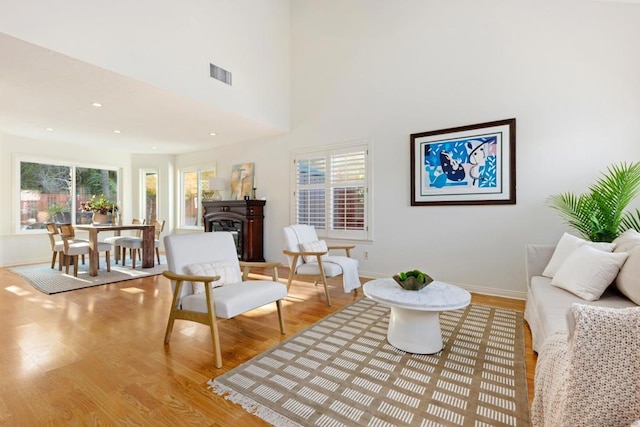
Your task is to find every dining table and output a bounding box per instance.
[74,223,156,276]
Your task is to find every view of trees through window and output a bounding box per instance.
[181,168,215,227]
[19,161,118,230]
[143,170,158,223]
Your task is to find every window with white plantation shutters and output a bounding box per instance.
[293,142,370,241]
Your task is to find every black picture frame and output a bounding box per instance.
[410,118,516,206]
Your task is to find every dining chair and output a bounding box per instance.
[45,222,65,271]
[163,231,286,368]
[103,218,144,264]
[59,223,111,277]
[282,224,360,306]
[120,219,165,268]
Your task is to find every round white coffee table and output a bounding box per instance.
[363,278,471,354]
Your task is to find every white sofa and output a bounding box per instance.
[524,243,636,352]
[525,230,640,426]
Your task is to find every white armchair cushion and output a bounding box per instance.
[186,261,242,294]
[551,245,628,301]
[542,232,615,278]
[300,240,328,263]
[181,280,287,319]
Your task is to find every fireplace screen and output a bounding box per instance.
[209,219,242,258]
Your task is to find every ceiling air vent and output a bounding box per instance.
[210,63,232,86]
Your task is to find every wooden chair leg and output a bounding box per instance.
[73,255,79,277]
[204,283,222,368]
[317,256,332,306]
[164,280,183,345]
[121,247,127,267]
[106,251,111,272]
[51,252,57,269]
[65,254,71,274]
[58,252,64,271]
[276,300,285,334]
[286,254,299,292]
[156,248,161,264]
[131,249,137,269]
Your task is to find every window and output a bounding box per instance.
[179,166,216,228]
[292,142,370,241]
[141,169,158,222]
[19,160,118,230]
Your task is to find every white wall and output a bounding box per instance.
[176,0,640,298]
[0,134,133,266]
[3,1,640,299]
[0,0,291,131]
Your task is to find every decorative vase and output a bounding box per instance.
[92,212,113,225]
[392,272,434,291]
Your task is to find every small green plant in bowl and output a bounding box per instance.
[392,269,434,291]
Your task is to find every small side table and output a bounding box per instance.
[363,278,471,354]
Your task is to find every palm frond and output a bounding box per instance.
[547,161,640,242]
[622,209,640,232]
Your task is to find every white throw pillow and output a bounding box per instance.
[300,240,328,263]
[613,229,640,253]
[551,245,629,301]
[616,246,640,305]
[542,232,616,278]
[186,261,242,294]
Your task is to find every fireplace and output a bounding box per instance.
[202,200,266,262]
[207,218,242,258]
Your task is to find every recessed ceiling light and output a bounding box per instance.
[46,127,54,131]
[113,130,121,134]
[152,146,158,150]
[209,132,217,136]
[92,102,102,107]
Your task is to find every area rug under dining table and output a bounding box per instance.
[7,256,167,294]
[210,298,530,426]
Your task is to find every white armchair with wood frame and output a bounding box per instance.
[162,232,286,368]
[282,224,360,307]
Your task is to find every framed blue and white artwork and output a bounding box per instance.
[411,118,516,205]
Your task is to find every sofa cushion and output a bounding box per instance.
[186,261,242,294]
[613,229,640,253]
[550,246,628,301]
[542,232,615,278]
[616,246,640,305]
[527,275,636,351]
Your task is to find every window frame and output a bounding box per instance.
[140,169,159,223]
[290,141,372,242]
[178,165,217,229]
[15,155,120,234]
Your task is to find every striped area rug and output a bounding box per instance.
[7,256,166,294]
[209,298,530,426]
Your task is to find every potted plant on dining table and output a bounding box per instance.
[80,194,118,225]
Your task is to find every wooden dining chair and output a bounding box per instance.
[120,219,165,268]
[59,224,111,277]
[103,218,144,264]
[45,222,65,271]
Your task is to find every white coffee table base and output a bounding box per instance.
[363,279,471,355]
[388,307,443,354]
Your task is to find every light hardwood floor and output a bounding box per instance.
[0,267,536,425]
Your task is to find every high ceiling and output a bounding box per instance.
[0,33,285,155]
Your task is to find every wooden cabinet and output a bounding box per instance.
[202,200,265,262]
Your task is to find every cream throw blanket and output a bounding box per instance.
[532,304,640,427]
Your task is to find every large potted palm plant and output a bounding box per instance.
[547,162,640,242]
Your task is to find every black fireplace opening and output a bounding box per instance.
[209,219,243,259]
